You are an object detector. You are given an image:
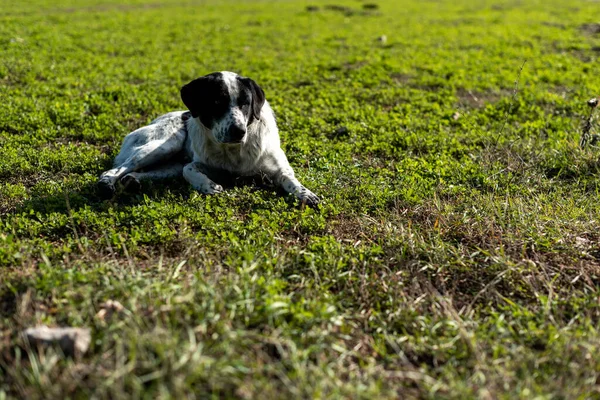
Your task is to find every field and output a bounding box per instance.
[2,0,600,398]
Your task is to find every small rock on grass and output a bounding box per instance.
[23,326,91,357]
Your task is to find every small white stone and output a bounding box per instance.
[23,326,91,356]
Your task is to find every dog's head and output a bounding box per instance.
[180,71,266,144]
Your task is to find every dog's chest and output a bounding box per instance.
[190,133,261,175]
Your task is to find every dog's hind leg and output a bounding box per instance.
[98,139,182,197]
[98,117,187,198]
[120,163,185,191]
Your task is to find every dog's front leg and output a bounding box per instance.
[183,162,223,194]
[263,150,320,207]
[276,173,320,208]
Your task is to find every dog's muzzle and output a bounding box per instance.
[225,125,246,143]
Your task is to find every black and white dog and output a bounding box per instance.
[98,71,319,207]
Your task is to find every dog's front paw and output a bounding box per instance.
[199,182,224,195]
[296,187,320,208]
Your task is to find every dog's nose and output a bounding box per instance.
[227,125,246,142]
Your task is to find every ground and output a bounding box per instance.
[1,0,600,398]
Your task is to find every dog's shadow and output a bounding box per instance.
[15,174,287,217]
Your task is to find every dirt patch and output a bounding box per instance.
[390,73,413,85]
[563,48,599,62]
[542,22,566,29]
[294,80,313,88]
[455,88,511,108]
[312,4,380,16]
[343,60,369,70]
[327,214,380,244]
[581,23,600,36]
[548,85,578,98]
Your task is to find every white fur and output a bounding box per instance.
[98,71,319,207]
[211,71,247,144]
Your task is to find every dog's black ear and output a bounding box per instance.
[240,77,266,122]
[180,77,206,118]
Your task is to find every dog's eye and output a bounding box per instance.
[237,91,251,106]
[210,98,227,109]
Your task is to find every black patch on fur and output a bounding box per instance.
[237,76,266,125]
[180,73,230,128]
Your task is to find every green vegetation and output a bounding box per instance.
[2,0,600,397]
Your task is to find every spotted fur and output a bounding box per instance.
[98,71,320,207]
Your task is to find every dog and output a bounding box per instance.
[98,71,320,207]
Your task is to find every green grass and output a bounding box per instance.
[2,0,600,398]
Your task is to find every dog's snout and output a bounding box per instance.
[227,125,246,142]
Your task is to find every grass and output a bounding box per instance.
[2,0,600,398]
